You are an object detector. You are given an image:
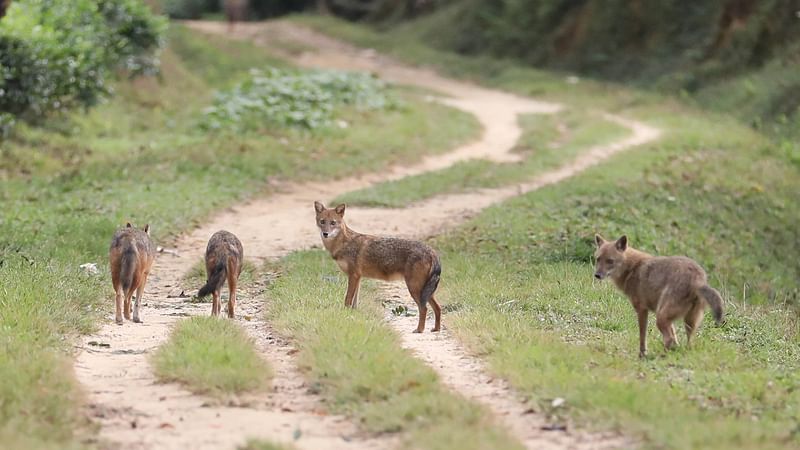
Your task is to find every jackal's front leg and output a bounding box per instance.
[344,274,361,308]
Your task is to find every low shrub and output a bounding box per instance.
[202,67,395,130]
[0,0,166,133]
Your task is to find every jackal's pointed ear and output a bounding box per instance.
[594,234,606,247]
[314,201,325,214]
[615,235,628,251]
[334,203,346,216]
[126,222,132,228]
[143,224,151,235]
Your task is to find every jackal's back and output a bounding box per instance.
[206,230,244,263]
[357,236,437,280]
[631,256,707,309]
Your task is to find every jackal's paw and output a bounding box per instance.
[412,328,424,334]
[133,317,143,324]
[431,327,441,332]
[115,318,124,325]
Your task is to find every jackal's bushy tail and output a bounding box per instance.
[120,247,137,293]
[198,260,226,298]
[420,256,441,310]
[698,285,724,324]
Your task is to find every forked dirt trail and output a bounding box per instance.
[74,20,659,450]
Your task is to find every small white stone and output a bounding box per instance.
[79,263,99,275]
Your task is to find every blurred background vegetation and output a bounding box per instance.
[161,0,800,142]
[2,0,798,145]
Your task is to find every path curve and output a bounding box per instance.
[74,20,660,450]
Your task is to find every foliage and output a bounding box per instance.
[0,0,166,133]
[156,0,438,21]
[202,68,395,130]
[160,0,217,19]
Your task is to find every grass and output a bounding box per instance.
[266,251,524,450]
[238,441,297,450]
[152,316,270,396]
[0,23,480,448]
[335,109,628,207]
[291,15,800,449]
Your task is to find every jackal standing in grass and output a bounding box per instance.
[594,234,724,357]
[109,223,156,325]
[197,230,244,318]
[314,201,442,333]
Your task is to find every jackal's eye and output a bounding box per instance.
[605,258,614,264]
[330,221,337,226]
[319,219,326,225]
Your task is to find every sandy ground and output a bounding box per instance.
[74,20,660,450]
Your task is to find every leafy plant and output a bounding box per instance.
[0,0,166,133]
[201,68,396,131]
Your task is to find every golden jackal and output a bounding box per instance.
[594,235,724,357]
[109,223,156,325]
[314,201,442,333]
[197,230,244,318]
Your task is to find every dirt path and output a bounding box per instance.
[74,20,660,450]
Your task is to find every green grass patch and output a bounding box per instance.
[0,23,479,447]
[266,251,523,449]
[335,109,628,207]
[238,440,297,450]
[0,259,101,450]
[152,316,270,396]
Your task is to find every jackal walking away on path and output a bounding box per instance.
[222,0,247,31]
[109,223,156,325]
[594,234,724,357]
[197,230,244,318]
[314,201,442,333]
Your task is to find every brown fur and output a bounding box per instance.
[222,0,247,31]
[0,0,11,19]
[109,223,156,325]
[594,234,724,357]
[314,201,442,333]
[197,230,244,319]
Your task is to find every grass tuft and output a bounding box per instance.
[152,316,270,396]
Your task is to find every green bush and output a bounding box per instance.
[202,68,395,130]
[0,0,166,133]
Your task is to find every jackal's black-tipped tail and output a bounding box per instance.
[698,285,724,324]
[120,247,137,294]
[420,256,441,309]
[198,260,226,298]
